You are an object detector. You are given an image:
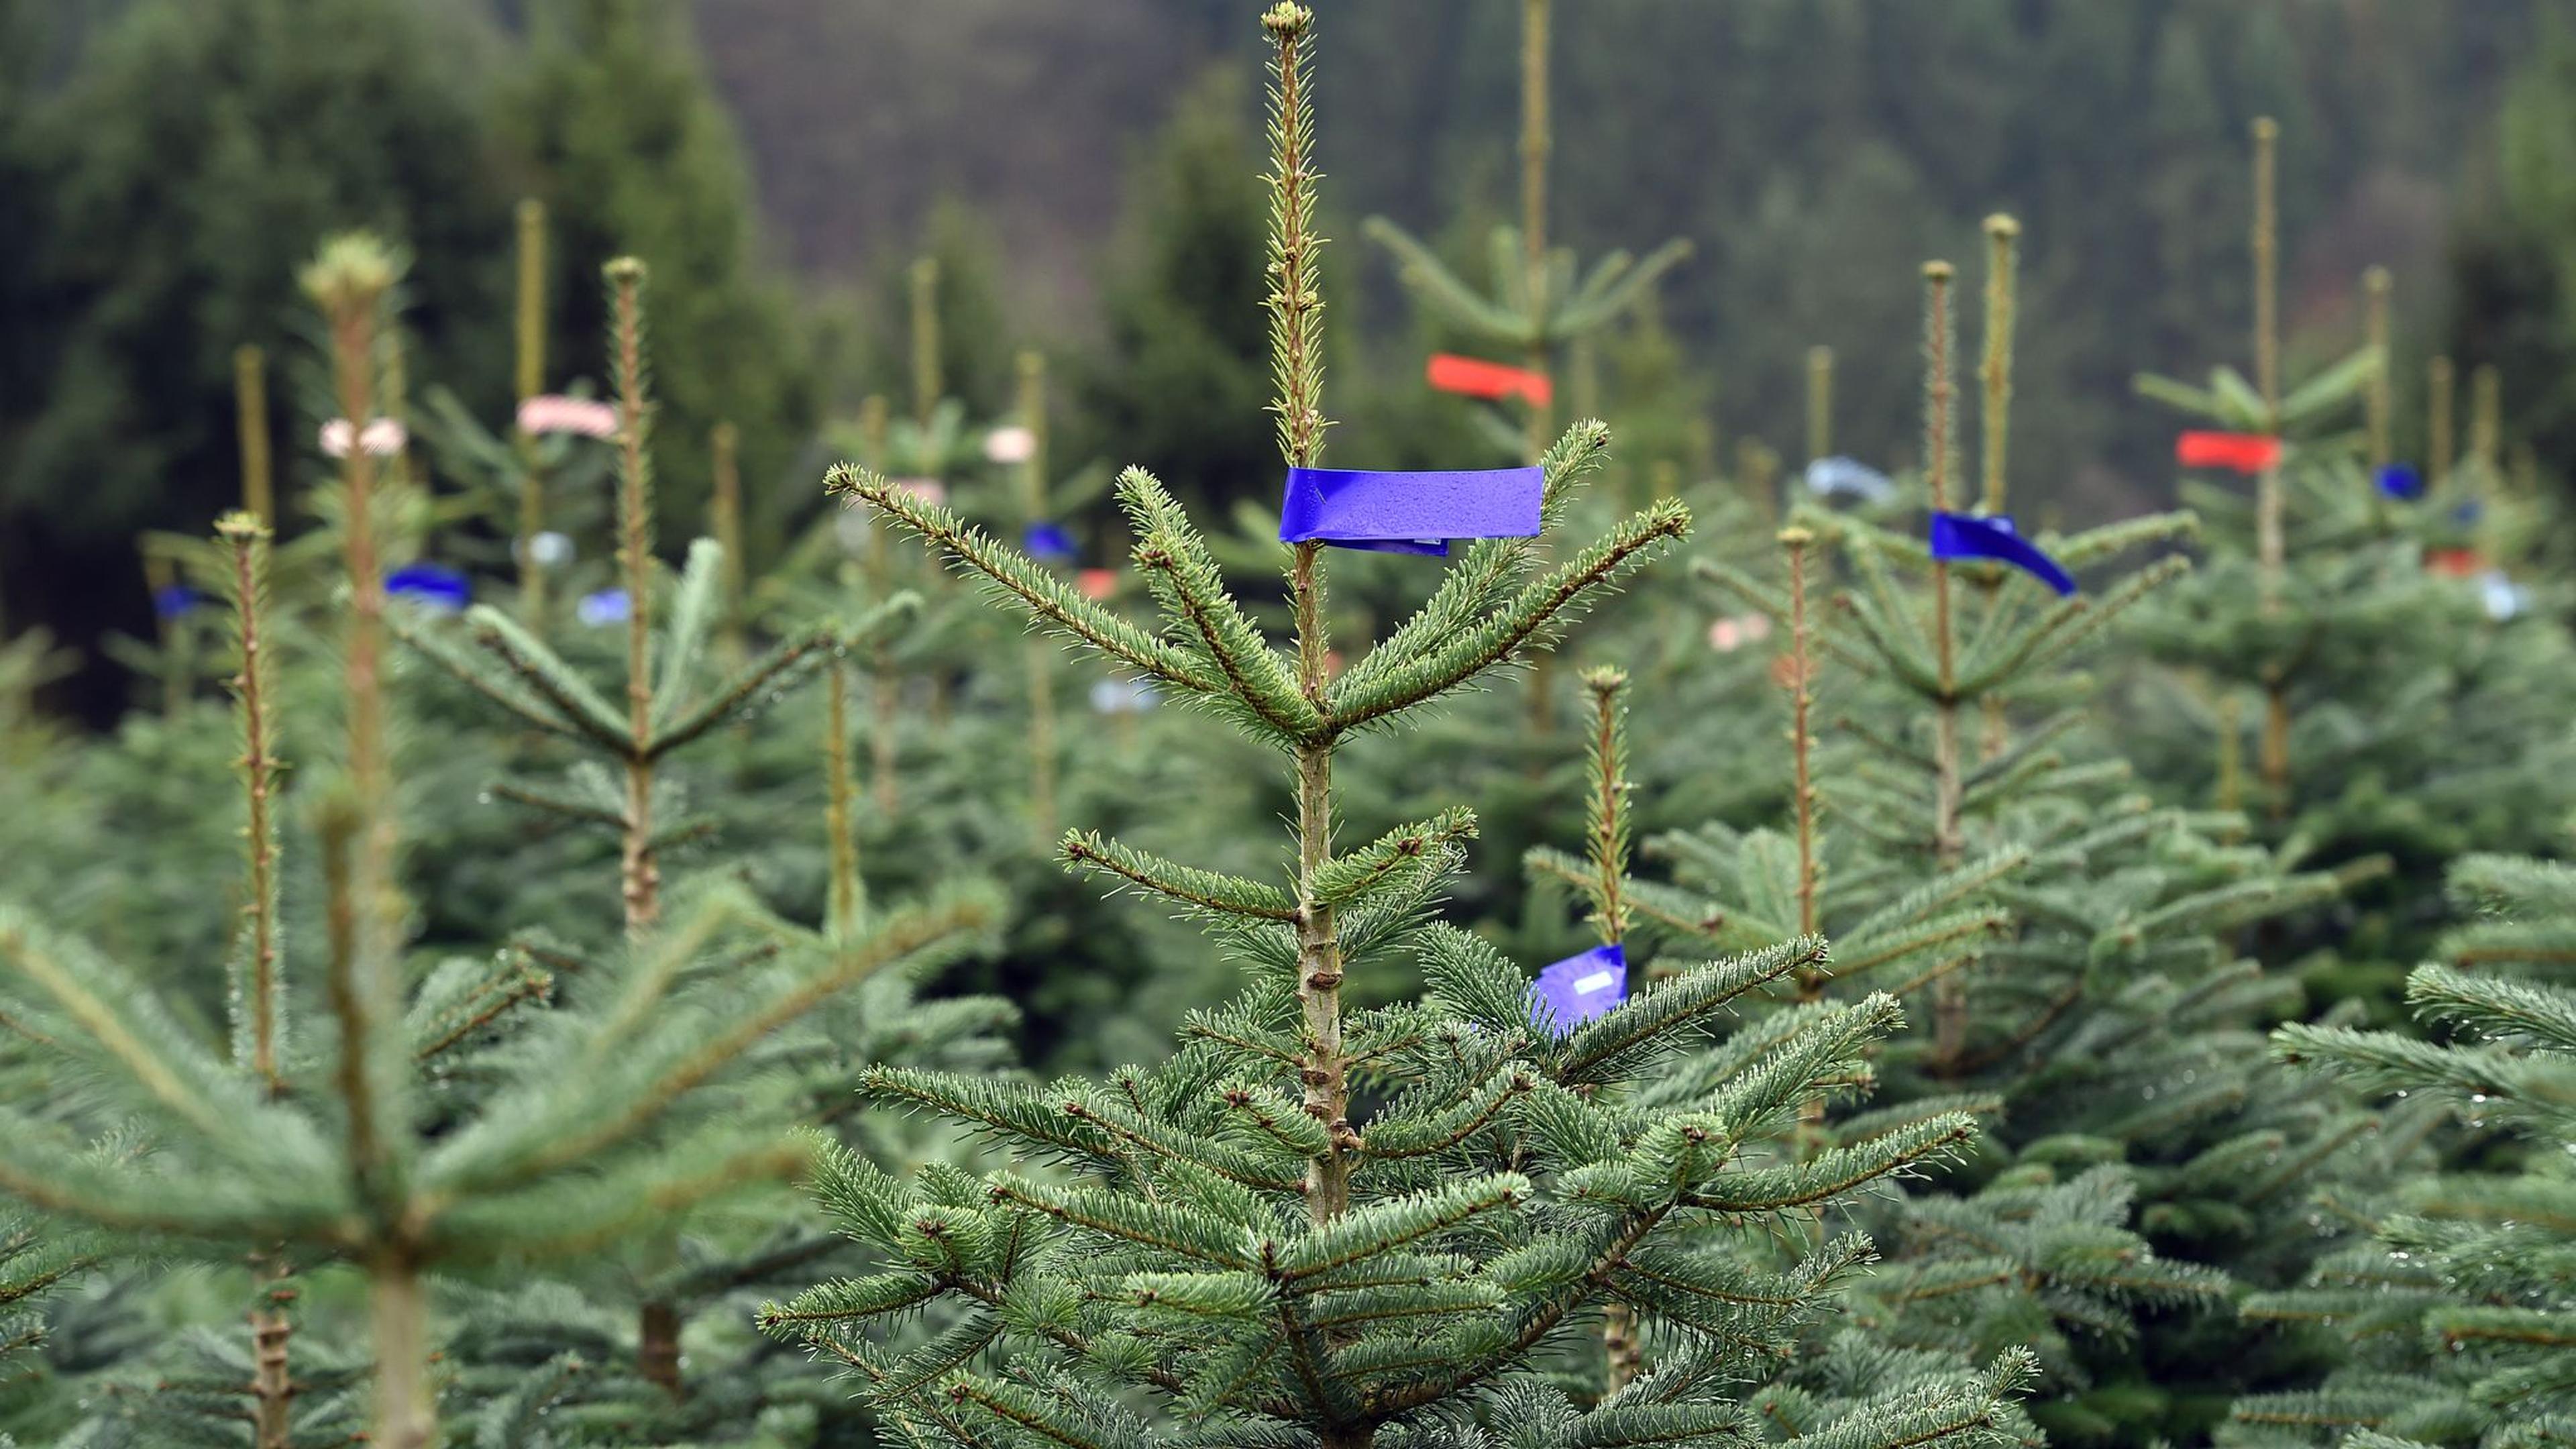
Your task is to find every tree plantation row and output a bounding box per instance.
[1,5,2571,1449]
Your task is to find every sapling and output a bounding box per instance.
[2128,121,2576,977]
[763,12,2038,1448]
[1680,235,2382,1440]
[1364,0,1690,468]
[397,253,992,1403]
[0,236,994,1448]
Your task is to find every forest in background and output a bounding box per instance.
[5,0,2575,717]
[697,0,2540,492]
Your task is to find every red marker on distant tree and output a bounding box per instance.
[1426,353,1552,409]
[2175,431,2282,474]
[2426,547,2484,579]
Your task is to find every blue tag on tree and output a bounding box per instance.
[1533,943,1626,1032]
[1279,466,1543,555]
[2375,464,2423,500]
[1023,522,1079,564]
[1928,513,2076,596]
[578,589,631,628]
[386,562,471,613]
[153,584,202,621]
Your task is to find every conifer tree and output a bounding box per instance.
[390,252,1022,1424]
[750,278,1216,1074]
[0,235,995,1448]
[407,197,619,628]
[498,0,813,533]
[760,13,2043,1448]
[2230,850,2576,1448]
[1362,0,1690,466]
[2127,118,2576,979]
[1678,225,2386,1442]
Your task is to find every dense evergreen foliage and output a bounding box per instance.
[2231,851,2576,1448]
[0,3,2573,1448]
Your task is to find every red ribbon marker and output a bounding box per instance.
[1427,354,1553,409]
[2176,431,2283,474]
[2426,548,2485,579]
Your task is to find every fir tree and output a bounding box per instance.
[1681,225,2384,1443]
[2127,119,2576,987]
[2231,850,2576,1448]
[497,0,814,536]
[761,13,2041,1449]
[1361,0,1690,466]
[757,255,1225,1073]
[407,197,620,629]
[861,205,1022,428]
[0,236,994,1448]
[390,253,1021,1428]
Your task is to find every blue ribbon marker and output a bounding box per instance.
[1023,521,1079,564]
[2375,464,2423,500]
[2453,500,2484,525]
[1533,942,1627,1033]
[578,589,631,628]
[386,562,471,614]
[153,584,202,621]
[1279,466,1544,556]
[1929,513,2076,597]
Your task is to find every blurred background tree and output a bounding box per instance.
[495,0,815,559]
[1066,66,1273,521]
[5,0,2575,715]
[2447,11,2576,506]
[0,0,514,717]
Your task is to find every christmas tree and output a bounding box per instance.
[2231,849,2576,1448]
[1672,222,2387,1444]
[2126,119,2576,998]
[762,11,2038,1448]
[0,237,998,1448]
[1362,0,1690,467]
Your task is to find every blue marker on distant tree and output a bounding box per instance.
[1022,522,1079,564]
[578,588,631,628]
[1929,513,2076,596]
[386,562,471,613]
[153,584,202,621]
